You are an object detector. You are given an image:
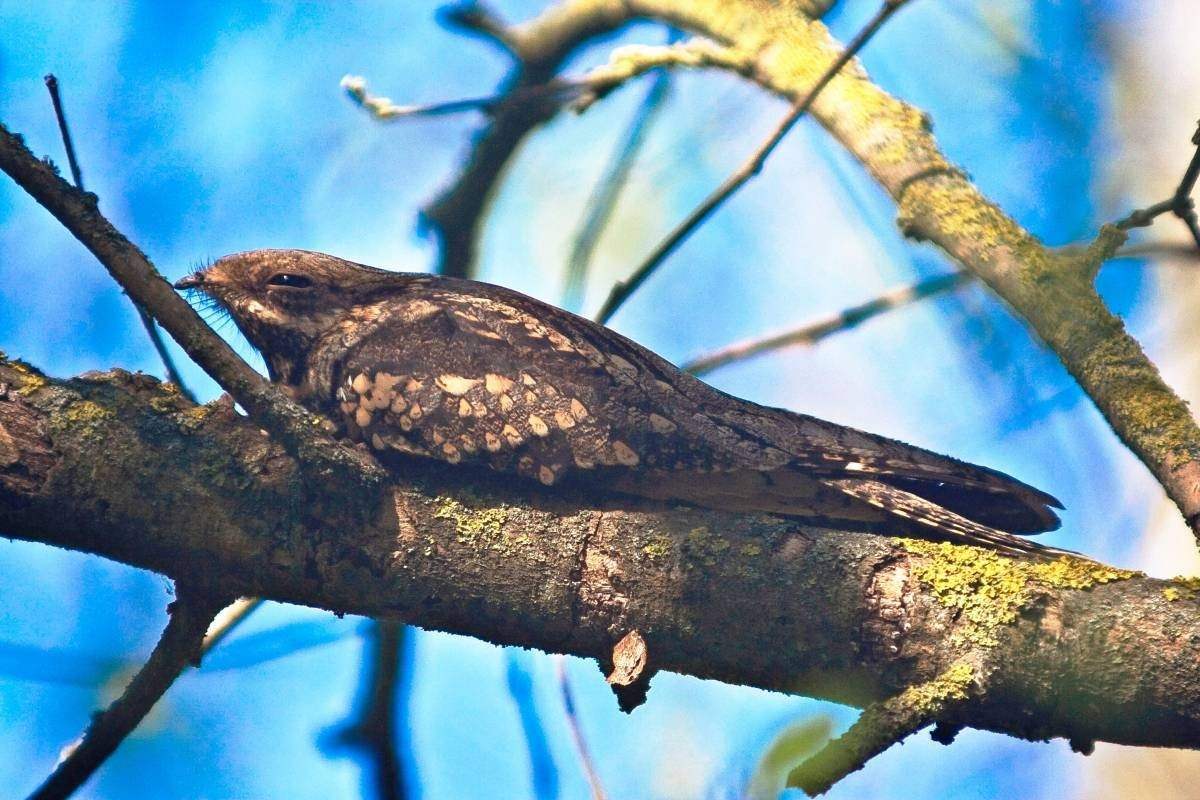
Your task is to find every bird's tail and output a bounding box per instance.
[821,478,1081,559]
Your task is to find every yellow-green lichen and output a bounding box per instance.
[432,494,514,549]
[898,540,1137,648]
[1162,576,1200,602]
[888,659,975,716]
[683,525,731,567]
[8,359,48,396]
[641,535,672,561]
[64,400,115,426]
[740,542,763,557]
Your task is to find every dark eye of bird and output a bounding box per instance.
[267,273,313,289]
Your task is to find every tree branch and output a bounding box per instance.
[1115,120,1200,249]
[787,660,977,796]
[27,585,228,800]
[4,356,1200,789]
[332,620,412,800]
[681,272,971,376]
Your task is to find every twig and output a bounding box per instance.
[42,76,83,189]
[682,271,970,376]
[563,34,678,311]
[27,586,227,800]
[42,75,196,403]
[505,651,560,799]
[594,0,915,323]
[1115,120,1200,249]
[786,662,977,796]
[345,39,735,129]
[555,656,607,800]
[332,621,412,800]
[342,74,577,121]
[0,122,385,486]
[201,596,263,654]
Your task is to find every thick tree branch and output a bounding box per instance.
[28,585,228,800]
[4,356,1200,785]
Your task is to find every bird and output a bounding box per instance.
[175,249,1067,556]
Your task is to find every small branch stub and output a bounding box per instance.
[605,629,652,712]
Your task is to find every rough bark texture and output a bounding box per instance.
[4,354,1200,751]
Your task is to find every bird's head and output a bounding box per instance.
[175,249,404,381]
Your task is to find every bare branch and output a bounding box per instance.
[504,652,560,797]
[333,621,412,800]
[1114,121,1200,249]
[42,76,196,403]
[28,586,228,800]
[682,272,970,376]
[563,34,678,310]
[42,75,84,189]
[594,0,914,323]
[201,596,263,654]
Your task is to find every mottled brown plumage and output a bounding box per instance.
[176,249,1067,555]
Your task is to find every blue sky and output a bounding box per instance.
[0,1,1185,798]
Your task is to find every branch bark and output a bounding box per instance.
[4,356,1200,770]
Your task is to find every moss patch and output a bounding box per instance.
[432,494,514,549]
[898,540,1137,647]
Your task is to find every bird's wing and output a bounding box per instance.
[330,281,1061,540]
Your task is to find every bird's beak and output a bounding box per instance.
[173,274,204,290]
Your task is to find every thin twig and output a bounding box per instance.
[682,271,970,376]
[1115,120,1200,249]
[28,586,227,800]
[563,33,677,311]
[595,0,915,323]
[42,75,83,189]
[342,74,580,121]
[201,596,263,654]
[555,656,607,800]
[42,76,197,403]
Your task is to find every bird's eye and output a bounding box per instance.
[267,273,313,289]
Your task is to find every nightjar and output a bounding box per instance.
[176,249,1067,556]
